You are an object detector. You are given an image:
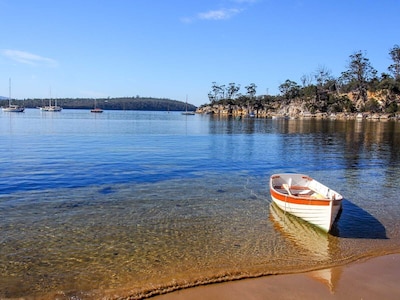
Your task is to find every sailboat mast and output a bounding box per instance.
[9,78,11,106]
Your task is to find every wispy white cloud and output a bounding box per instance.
[181,0,259,23]
[198,8,242,20]
[1,49,58,67]
[181,7,242,23]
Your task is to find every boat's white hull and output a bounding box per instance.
[40,106,62,112]
[270,173,343,232]
[2,106,24,112]
[270,195,341,232]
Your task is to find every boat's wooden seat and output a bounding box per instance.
[287,186,313,196]
[274,185,288,194]
[275,184,318,196]
[298,189,313,195]
[274,185,317,197]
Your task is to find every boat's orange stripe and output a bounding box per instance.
[270,188,331,206]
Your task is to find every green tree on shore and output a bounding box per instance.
[339,51,378,111]
[389,44,400,80]
[278,79,300,102]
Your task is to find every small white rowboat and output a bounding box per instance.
[269,173,343,232]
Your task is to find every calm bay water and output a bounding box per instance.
[1,109,400,299]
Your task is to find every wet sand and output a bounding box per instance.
[151,253,400,300]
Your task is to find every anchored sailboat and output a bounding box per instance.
[181,95,195,115]
[91,99,103,113]
[2,78,24,112]
[40,88,62,111]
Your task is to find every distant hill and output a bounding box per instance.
[0,96,198,111]
[0,96,8,100]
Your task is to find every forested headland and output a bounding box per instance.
[0,96,197,112]
[198,46,400,119]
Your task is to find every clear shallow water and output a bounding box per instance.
[1,109,400,299]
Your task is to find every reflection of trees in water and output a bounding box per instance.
[208,115,269,134]
[346,120,400,162]
[342,120,400,192]
[207,117,400,199]
[270,118,399,186]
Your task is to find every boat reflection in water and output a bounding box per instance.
[269,202,342,293]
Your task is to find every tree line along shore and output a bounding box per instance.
[196,46,400,120]
[0,97,197,112]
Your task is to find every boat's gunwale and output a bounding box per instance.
[270,188,333,206]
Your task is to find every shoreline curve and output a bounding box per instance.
[149,253,400,300]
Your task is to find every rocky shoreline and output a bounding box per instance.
[196,104,400,121]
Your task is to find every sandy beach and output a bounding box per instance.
[151,253,400,300]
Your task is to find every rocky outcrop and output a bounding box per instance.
[196,100,400,121]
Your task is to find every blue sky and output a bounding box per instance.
[1,0,399,107]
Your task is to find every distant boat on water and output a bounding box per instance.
[3,104,25,112]
[40,103,62,112]
[40,89,62,112]
[181,111,195,115]
[91,99,103,113]
[182,95,195,115]
[2,78,24,112]
[91,108,103,113]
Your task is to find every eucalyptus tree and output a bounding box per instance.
[226,83,241,100]
[245,83,257,99]
[313,65,335,105]
[278,79,300,101]
[207,92,216,104]
[314,65,333,87]
[388,44,400,81]
[340,50,377,110]
[300,74,313,87]
[244,83,257,113]
[208,82,225,104]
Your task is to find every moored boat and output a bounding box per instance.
[269,173,343,232]
[181,111,195,115]
[40,98,62,111]
[40,105,62,112]
[181,95,195,115]
[39,88,62,112]
[2,78,24,112]
[3,104,25,112]
[91,99,103,113]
